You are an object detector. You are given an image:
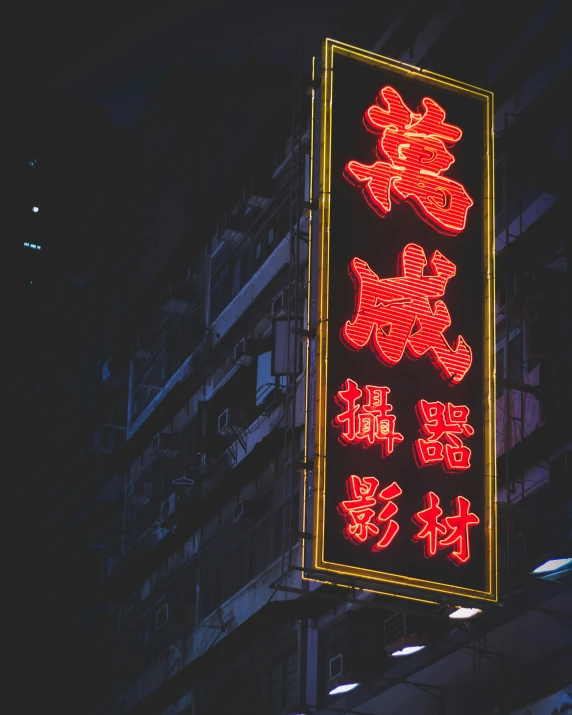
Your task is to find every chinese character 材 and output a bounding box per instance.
[413,492,480,564]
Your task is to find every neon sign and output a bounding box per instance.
[344,86,474,235]
[309,39,496,603]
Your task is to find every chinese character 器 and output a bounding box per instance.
[414,399,474,472]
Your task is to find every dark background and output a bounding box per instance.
[323,51,489,592]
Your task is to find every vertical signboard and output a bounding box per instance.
[310,39,496,601]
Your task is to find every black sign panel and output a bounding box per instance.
[309,40,496,601]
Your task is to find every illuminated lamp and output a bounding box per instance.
[448,606,482,620]
[328,679,360,696]
[531,558,572,575]
[387,632,430,658]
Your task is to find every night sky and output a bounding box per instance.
[18,0,360,127]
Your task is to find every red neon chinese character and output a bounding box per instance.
[338,476,402,550]
[412,491,447,557]
[413,399,474,472]
[412,492,480,564]
[344,85,474,236]
[334,379,404,457]
[341,244,472,384]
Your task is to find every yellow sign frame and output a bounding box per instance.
[308,38,497,602]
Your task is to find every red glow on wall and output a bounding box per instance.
[413,492,480,564]
[414,399,474,472]
[334,379,404,457]
[341,244,472,384]
[338,475,402,550]
[344,86,473,235]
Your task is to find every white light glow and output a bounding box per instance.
[32,206,39,213]
[532,558,572,575]
[391,645,426,657]
[328,683,360,695]
[449,607,482,620]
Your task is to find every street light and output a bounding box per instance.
[532,558,572,575]
[328,682,360,696]
[390,644,426,657]
[448,606,482,620]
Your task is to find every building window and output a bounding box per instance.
[256,351,275,405]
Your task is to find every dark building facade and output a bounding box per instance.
[28,2,571,714]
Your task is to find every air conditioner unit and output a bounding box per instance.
[218,408,248,436]
[219,213,245,244]
[161,493,176,523]
[233,337,256,366]
[232,499,259,524]
[272,291,286,317]
[152,432,180,459]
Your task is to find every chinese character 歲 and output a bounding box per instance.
[341,243,472,384]
[334,379,404,457]
[413,492,480,564]
[344,85,473,236]
[338,475,402,551]
[414,399,474,472]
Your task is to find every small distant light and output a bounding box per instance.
[24,242,30,247]
[30,244,37,249]
[391,645,426,657]
[29,159,37,167]
[328,683,360,696]
[32,206,39,213]
[532,558,572,575]
[30,281,33,285]
[449,607,482,620]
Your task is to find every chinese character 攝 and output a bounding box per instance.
[341,244,472,384]
[344,85,473,236]
[334,379,404,457]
